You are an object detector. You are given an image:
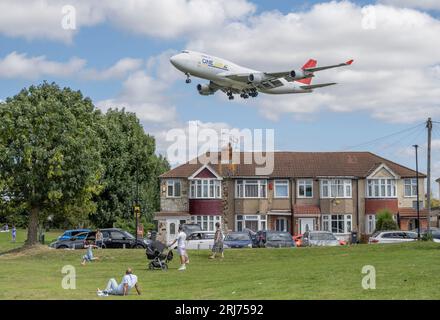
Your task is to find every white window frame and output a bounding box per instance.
[404,178,418,197]
[320,179,352,199]
[366,178,396,198]
[235,180,267,199]
[274,180,289,198]
[235,214,267,231]
[297,179,313,198]
[366,215,376,234]
[166,179,181,198]
[190,215,221,232]
[321,214,352,234]
[189,179,221,199]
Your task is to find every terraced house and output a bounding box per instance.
[155,147,427,243]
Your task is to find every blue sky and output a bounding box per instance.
[1,0,440,194]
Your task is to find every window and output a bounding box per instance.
[297,179,313,198]
[321,214,352,234]
[275,217,288,232]
[236,180,267,198]
[412,200,424,210]
[404,178,417,197]
[190,216,221,232]
[190,179,221,198]
[235,215,267,232]
[169,223,176,235]
[366,215,376,234]
[167,179,181,197]
[274,180,289,198]
[320,179,352,198]
[366,179,396,198]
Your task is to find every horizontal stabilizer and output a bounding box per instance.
[300,82,337,90]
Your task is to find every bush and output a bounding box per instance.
[113,216,156,237]
[375,209,398,231]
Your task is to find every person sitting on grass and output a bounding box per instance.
[81,240,99,265]
[168,225,189,271]
[97,268,141,296]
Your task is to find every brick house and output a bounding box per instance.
[155,149,427,243]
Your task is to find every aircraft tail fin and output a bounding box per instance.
[296,59,317,84]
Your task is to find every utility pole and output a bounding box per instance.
[426,118,432,233]
[413,144,421,239]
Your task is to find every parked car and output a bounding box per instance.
[302,231,340,247]
[169,230,217,250]
[50,228,148,249]
[410,227,440,241]
[368,231,418,244]
[256,230,295,248]
[223,232,253,249]
[57,228,91,241]
[181,223,202,236]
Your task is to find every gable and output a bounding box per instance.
[194,168,216,178]
[371,167,395,178]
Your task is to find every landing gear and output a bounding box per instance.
[227,91,234,100]
[249,88,258,98]
[185,73,191,84]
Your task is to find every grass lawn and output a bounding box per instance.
[1,229,440,299]
[0,228,62,253]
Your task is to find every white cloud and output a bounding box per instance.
[0,0,255,42]
[0,52,143,80]
[380,0,440,11]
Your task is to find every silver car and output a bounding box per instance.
[302,231,340,247]
[368,230,418,244]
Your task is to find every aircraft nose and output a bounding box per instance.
[170,54,180,67]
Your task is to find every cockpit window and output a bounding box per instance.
[181,50,189,54]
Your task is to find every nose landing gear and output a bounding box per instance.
[185,73,191,84]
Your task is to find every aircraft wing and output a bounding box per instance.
[300,82,337,90]
[222,73,251,82]
[304,60,353,73]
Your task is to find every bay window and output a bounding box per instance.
[190,179,221,199]
[274,180,289,198]
[236,180,267,198]
[404,178,417,197]
[190,215,221,231]
[366,179,396,198]
[321,214,352,234]
[236,214,267,232]
[297,179,313,198]
[167,179,181,197]
[320,179,352,198]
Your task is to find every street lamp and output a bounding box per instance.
[413,144,421,239]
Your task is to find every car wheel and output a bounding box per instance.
[58,245,68,249]
[135,244,144,249]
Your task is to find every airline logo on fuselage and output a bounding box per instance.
[200,57,229,71]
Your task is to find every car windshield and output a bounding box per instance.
[371,231,381,238]
[225,233,250,241]
[184,225,202,233]
[123,231,135,239]
[266,232,291,241]
[309,233,337,241]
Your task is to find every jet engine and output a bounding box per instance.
[288,69,307,80]
[248,73,270,83]
[197,84,215,95]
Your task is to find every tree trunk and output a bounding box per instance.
[26,205,39,246]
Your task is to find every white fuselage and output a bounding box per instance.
[170,50,310,94]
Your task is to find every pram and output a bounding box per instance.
[146,240,173,271]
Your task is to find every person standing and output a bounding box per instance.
[210,222,224,259]
[11,225,16,242]
[95,229,103,249]
[169,225,189,271]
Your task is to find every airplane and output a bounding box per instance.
[169,50,353,100]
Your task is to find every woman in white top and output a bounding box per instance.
[169,225,189,271]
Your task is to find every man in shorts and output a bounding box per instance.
[169,225,189,271]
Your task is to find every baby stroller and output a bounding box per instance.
[146,240,173,271]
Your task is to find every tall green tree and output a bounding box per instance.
[92,109,169,227]
[0,83,104,245]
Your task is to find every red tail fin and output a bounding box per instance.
[296,59,317,85]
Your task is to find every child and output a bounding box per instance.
[81,240,99,265]
[11,225,16,243]
[168,225,189,271]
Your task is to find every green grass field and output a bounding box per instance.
[1,229,440,299]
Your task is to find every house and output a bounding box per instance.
[155,147,427,243]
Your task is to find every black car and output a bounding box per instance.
[50,228,148,249]
[255,230,295,248]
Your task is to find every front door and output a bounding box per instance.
[300,218,315,234]
[166,219,180,244]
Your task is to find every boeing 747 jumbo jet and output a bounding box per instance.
[170,50,353,100]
